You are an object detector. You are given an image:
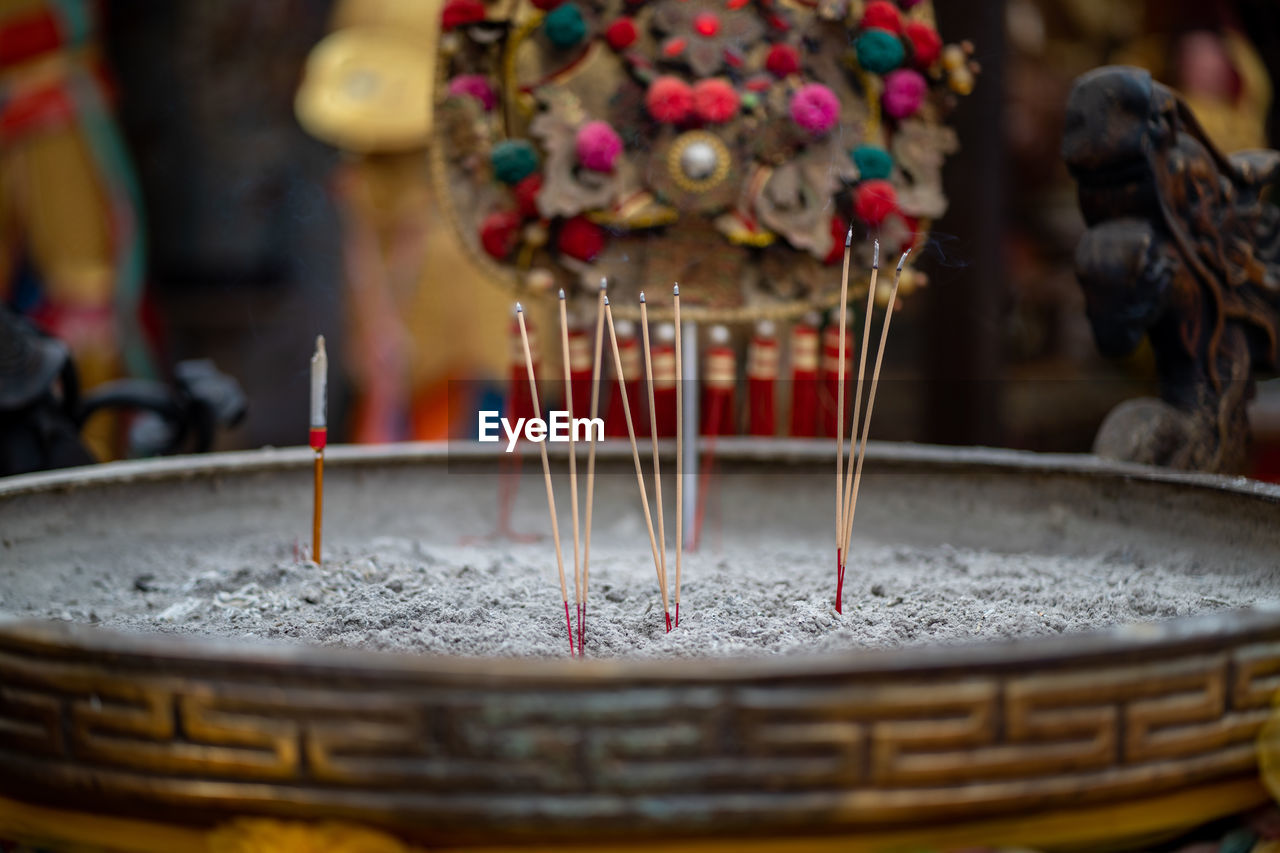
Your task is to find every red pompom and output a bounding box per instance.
[481,210,521,259]
[530,0,565,9]
[646,75,694,124]
[693,78,739,123]
[904,21,942,67]
[558,216,606,261]
[765,43,800,77]
[824,215,848,265]
[860,0,901,34]
[854,180,898,226]
[442,0,485,29]
[513,174,542,219]
[604,17,638,50]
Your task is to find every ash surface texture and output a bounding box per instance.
[4,533,1274,658]
[3,449,1278,658]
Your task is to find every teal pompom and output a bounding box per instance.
[855,28,904,74]
[851,144,893,180]
[544,3,586,49]
[491,140,539,185]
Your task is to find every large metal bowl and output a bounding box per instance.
[1,441,1277,851]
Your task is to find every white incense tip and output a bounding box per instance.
[603,295,610,306]
[310,334,327,428]
[897,248,911,272]
[639,292,646,304]
[673,283,680,296]
[515,302,524,313]
[844,226,853,248]
[558,289,565,300]
[599,277,608,291]
[872,240,880,269]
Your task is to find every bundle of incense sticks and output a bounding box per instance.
[834,241,911,613]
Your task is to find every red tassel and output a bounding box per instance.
[508,317,539,423]
[747,320,778,436]
[788,315,820,437]
[652,323,677,437]
[701,326,736,436]
[606,320,646,437]
[567,327,593,420]
[819,314,852,438]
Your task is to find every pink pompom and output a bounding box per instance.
[882,68,927,118]
[646,76,695,124]
[575,120,624,172]
[693,78,739,123]
[447,75,496,111]
[789,83,840,135]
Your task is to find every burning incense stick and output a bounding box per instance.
[604,295,672,632]
[834,226,853,609]
[557,291,583,655]
[639,292,670,621]
[837,240,880,612]
[840,250,910,596]
[309,335,327,565]
[580,279,607,654]
[673,283,683,627]
[516,303,576,656]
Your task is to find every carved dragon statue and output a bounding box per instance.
[1062,65,1280,473]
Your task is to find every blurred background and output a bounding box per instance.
[6,0,1280,474]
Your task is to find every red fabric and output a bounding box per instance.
[788,322,819,437]
[701,346,737,436]
[606,334,644,437]
[508,319,539,423]
[652,341,677,437]
[819,324,852,438]
[567,329,594,422]
[823,215,849,265]
[0,83,74,141]
[0,8,62,67]
[531,0,566,9]
[747,333,778,437]
[904,21,942,67]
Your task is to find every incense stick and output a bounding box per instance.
[579,279,607,654]
[837,240,879,612]
[309,335,327,565]
[639,292,670,621]
[557,291,583,656]
[672,283,683,627]
[604,296,672,632]
[515,303,576,656]
[840,250,910,585]
[833,226,853,611]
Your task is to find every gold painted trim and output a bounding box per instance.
[666,130,733,194]
[0,777,1267,853]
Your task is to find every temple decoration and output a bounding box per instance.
[433,0,975,322]
[1063,66,1280,473]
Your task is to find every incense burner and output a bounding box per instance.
[1,441,1278,852]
